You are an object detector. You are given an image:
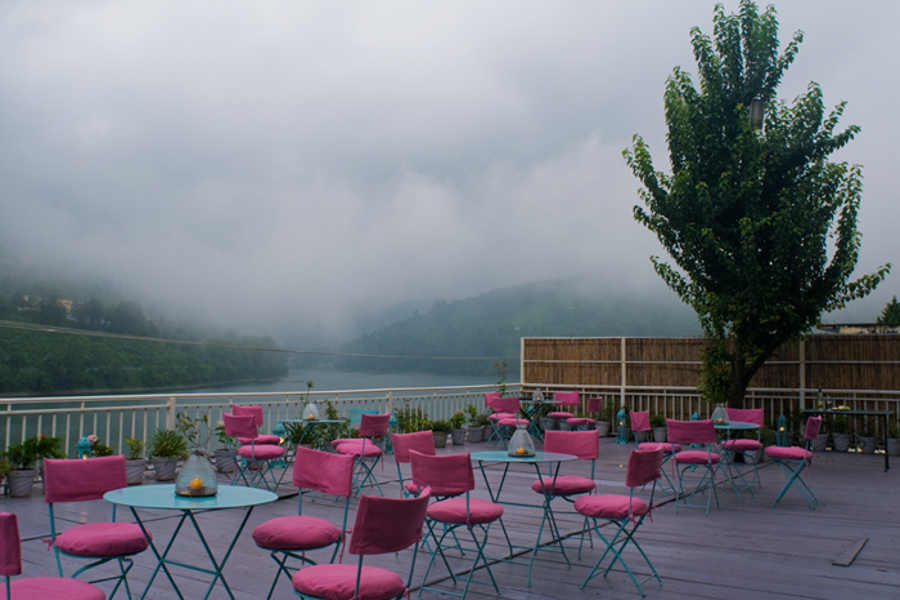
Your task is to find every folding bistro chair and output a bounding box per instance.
[630,410,652,444]
[722,407,765,493]
[43,456,149,599]
[290,489,431,600]
[486,396,521,443]
[666,419,722,515]
[547,391,579,429]
[390,430,435,497]
[410,451,506,599]
[232,405,282,445]
[575,448,664,597]
[224,412,287,491]
[335,413,391,496]
[765,416,823,509]
[252,447,354,600]
[1,512,106,600]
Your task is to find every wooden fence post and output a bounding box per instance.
[620,337,627,408]
[798,338,806,411]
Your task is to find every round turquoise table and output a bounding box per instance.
[104,484,277,600]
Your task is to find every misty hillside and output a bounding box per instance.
[336,280,701,375]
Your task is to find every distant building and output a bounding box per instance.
[816,322,900,335]
[56,298,73,313]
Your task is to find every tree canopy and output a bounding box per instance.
[877,296,900,326]
[624,0,890,406]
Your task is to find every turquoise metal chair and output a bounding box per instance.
[764,416,823,509]
[667,418,721,515]
[225,413,287,491]
[335,413,391,496]
[721,407,765,494]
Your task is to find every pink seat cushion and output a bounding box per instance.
[547,411,574,418]
[293,563,404,600]
[55,523,148,557]
[252,516,341,550]
[488,412,515,421]
[427,498,503,525]
[765,446,813,461]
[531,475,596,496]
[2,577,106,600]
[723,439,763,452]
[237,434,282,445]
[498,418,529,427]
[574,494,650,520]
[638,442,682,453]
[673,450,721,465]
[566,417,595,426]
[335,443,383,457]
[237,445,285,460]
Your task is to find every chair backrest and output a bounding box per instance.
[348,489,431,556]
[390,431,436,464]
[409,450,474,496]
[43,456,127,503]
[293,446,354,497]
[666,419,716,445]
[223,413,258,440]
[625,448,663,488]
[554,391,579,407]
[586,396,604,413]
[359,413,391,438]
[726,407,764,427]
[804,416,823,441]
[483,392,500,409]
[492,396,520,414]
[0,513,22,577]
[544,429,599,460]
[630,410,651,433]
[233,405,264,429]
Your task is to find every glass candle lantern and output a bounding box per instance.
[175,451,218,497]
[303,402,320,420]
[507,423,535,457]
[711,404,730,425]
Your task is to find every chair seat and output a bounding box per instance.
[427,498,504,525]
[237,445,285,460]
[335,442,383,457]
[293,563,405,600]
[55,522,148,557]
[638,442,682,453]
[566,417,595,426]
[1,577,106,600]
[252,515,341,550]
[765,446,813,461]
[547,411,574,418]
[531,475,596,496]
[498,417,529,427]
[574,494,650,520]
[488,412,515,421]
[237,434,282,445]
[723,439,763,452]
[673,450,721,465]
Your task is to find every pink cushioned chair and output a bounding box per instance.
[547,391,579,425]
[335,413,391,496]
[765,416,823,509]
[252,447,355,600]
[1,512,106,600]
[483,392,500,410]
[225,413,287,491]
[486,396,522,443]
[722,407,765,492]
[291,488,431,600]
[630,410,651,444]
[390,430,435,497]
[667,419,722,515]
[43,456,148,599]
[232,405,282,445]
[575,448,664,597]
[410,451,508,599]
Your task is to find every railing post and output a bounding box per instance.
[620,337,627,408]
[386,391,393,414]
[166,396,176,430]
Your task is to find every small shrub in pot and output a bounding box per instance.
[124,438,146,485]
[149,430,188,481]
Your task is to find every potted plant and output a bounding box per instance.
[395,405,429,434]
[464,404,485,443]
[430,420,451,449]
[0,456,10,494]
[857,425,876,455]
[831,416,850,452]
[213,421,236,473]
[87,434,115,457]
[149,430,188,481]
[449,411,467,445]
[124,438,146,485]
[887,421,900,457]
[3,441,37,497]
[650,414,666,442]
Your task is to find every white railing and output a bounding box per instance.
[1,384,519,457]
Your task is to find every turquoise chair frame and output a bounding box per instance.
[769,416,822,510]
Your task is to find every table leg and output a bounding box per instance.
[527,462,569,587]
[130,507,186,600]
[188,506,254,600]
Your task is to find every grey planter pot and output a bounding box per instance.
[465,426,483,444]
[151,457,179,481]
[858,436,876,455]
[832,433,851,452]
[214,449,236,473]
[887,438,900,456]
[125,459,146,485]
[451,429,466,445]
[433,432,448,449]
[595,421,610,437]
[7,469,35,498]
[653,427,667,443]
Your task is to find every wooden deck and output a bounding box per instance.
[4,438,900,599]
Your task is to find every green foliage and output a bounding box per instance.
[650,414,666,428]
[831,416,849,434]
[0,456,10,480]
[465,403,480,425]
[4,435,63,469]
[285,401,349,448]
[91,438,115,456]
[625,0,890,407]
[395,405,430,433]
[125,438,145,460]
[877,296,900,326]
[449,411,466,430]
[430,419,452,433]
[494,360,508,396]
[888,421,899,439]
[175,413,209,450]
[760,426,776,447]
[149,430,188,459]
[4,443,36,470]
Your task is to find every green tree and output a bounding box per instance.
[624,1,890,407]
[877,296,900,326]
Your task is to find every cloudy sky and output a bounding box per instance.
[1,0,897,341]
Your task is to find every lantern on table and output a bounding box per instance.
[77,436,92,459]
[711,404,730,425]
[175,451,218,497]
[507,423,535,457]
[776,414,789,446]
[303,401,320,420]
[615,407,628,444]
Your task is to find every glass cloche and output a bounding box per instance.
[303,401,320,420]
[711,404,730,425]
[175,450,218,497]
[507,423,536,457]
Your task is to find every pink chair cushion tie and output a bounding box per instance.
[531,475,596,496]
[673,450,721,465]
[638,442,681,453]
[1,578,106,600]
[547,411,574,418]
[292,563,404,600]
[55,522,148,557]
[427,498,504,525]
[335,442,383,458]
[574,494,650,520]
[252,516,341,550]
[722,439,763,452]
[765,446,813,461]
